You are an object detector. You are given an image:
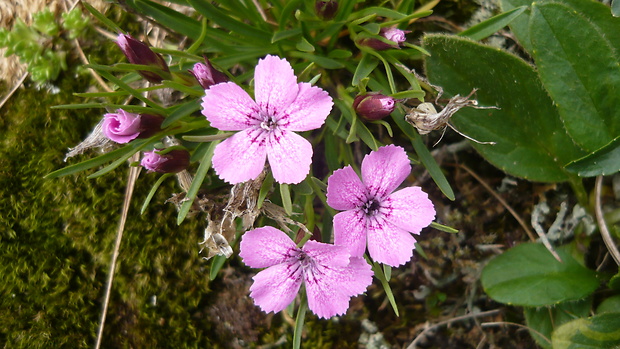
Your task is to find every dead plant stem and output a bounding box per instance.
[595,176,620,265]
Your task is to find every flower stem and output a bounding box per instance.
[293,295,308,349]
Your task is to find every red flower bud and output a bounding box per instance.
[189,58,228,89]
[116,33,171,83]
[141,149,190,173]
[353,93,396,120]
[315,0,338,20]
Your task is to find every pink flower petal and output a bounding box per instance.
[212,128,268,184]
[201,82,260,131]
[366,215,416,267]
[384,187,435,234]
[333,210,367,258]
[254,55,299,117]
[266,129,313,184]
[240,226,298,268]
[327,166,367,210]
[340,257,374,296]
[249,263,302,314]
[282,82,333,132]
[303,263,355,319]
[361,145,411,199]
[303,240,350,268]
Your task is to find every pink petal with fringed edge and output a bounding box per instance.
[201,82,261,131]
[266,129,313,184]
[254,55,299,117]
[340,257,374,296]
[239,227,298,269]
[327,166,367,211]
[361,145,411,199]
[333,209,367,258]
[211,128,268,184]
[249,262,303,314]
[383,187,435,234]
[366,215,416,267]
[303,241,350,268]
[304,266,354,319]
[282,82,333,132]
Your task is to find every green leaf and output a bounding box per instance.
[352,53,378,86]
[295,37,315,52]
[81,1,123,34]
[459,6,527,40]
[280,183,293,216]
[371,261,399,316]
[609,272,620,290]
[209,255,228,280]
[430,222,458,233]
[524,298,592,349]
[530,3,620,152]
[596,295,620,314]
[162,99,201,127]
[186,0,271,43]
[46,144,137,179]
[141,173,173,214]
[481,243,599,307]
[289,51,344,69]
[552,313,620,349]
[271,28,302,43]
[126,0,201,40]
[613,0,620,17]
[87,140,151,178]
[292,295,308,349]
[565,135,620,176]
[423,34,586,182]
[177,140,218,224]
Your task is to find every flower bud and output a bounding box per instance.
[358,27,410,51]
[102,109,164,144]
[116,33,171,83]
[141,149,190,173]
[353,93,396,120]
[315,0,338,20]
[189,58,228,89]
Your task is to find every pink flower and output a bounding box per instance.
[141,149,190,173]
[102,109,163,144]
[380,27,408,46]
[327,145,435,267]
[201,55,333,184]
[358,27,410,50]
[353,93,396,120]
[189,58,228,89]
[239,226,373,319]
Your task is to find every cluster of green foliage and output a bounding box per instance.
[0,8,89,84]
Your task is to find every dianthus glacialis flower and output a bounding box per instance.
[141,149,190,173]
[239,226,373,319]
[327,145,435,267]
[102,109,163,144]
[201,55,333,184]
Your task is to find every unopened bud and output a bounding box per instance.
[189,58,228,89]
[358,27,410,51]
[116,33,171,83]
[102,109,164,144]
[141,149,190,173]
[353,93,396,120]
[315,0,338,20]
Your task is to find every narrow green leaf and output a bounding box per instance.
[530,3,620,151]
[162,99,201,127]
[430,222,458,233]
[352,53,378,86]
[186,0,271,42]
[257,172,274,209]
[81,1,123,34]
[271,28,302,43]
[481,243,599,306]
[87,139,151,178]
[141,173,173,214]
[295,37,315,52]
[459,6,527,40]
[328,49,352,59]
[209,255,228,280]
[289,51,344,69]
[371,261,399,316]
[127,0,201,40]
[280,183,293,216]
[424,34,586,182]
[565,135,620,176]
[46,145,133,179]
[177,140,219,224]
[292,295,308,349]
[96,70,167,113]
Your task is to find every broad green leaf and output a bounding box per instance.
[609,272,620,290]
[596,295,620,314]
[423,34,586,182]
[552,313,620,349]
[565,135,620,176]
[613,0,620,17]
[481,243,599,306]
[524,298,592,349]
[459,6,527,40]
[530,3,620,151]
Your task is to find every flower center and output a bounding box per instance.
[362,198,381,216]
[259,113,277,131]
